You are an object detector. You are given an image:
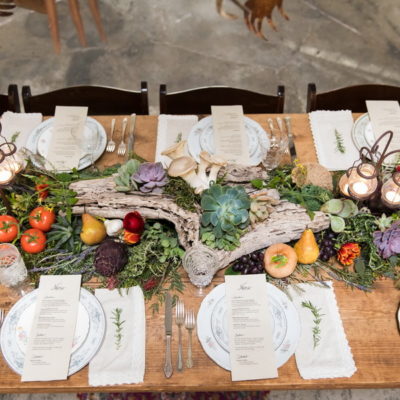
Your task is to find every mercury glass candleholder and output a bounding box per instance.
[339,167,357,197]
[347,163,378,201]
[381,172,400,208]
[0,243,28,289]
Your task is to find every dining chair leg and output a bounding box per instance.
[68,0,87,46]
[88,0,107,42]
[44,0,60,53]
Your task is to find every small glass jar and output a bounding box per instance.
[381,172,400,208]
[0,243,28,288]
[347,163,378,200]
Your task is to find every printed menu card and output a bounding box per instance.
[21,275,82,381]
[211,105,250,165]
[225,275,278,381]
[366,101,400,162]
[46,106,88,171]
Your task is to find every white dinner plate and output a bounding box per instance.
[0,288,106,376]
[351,113,376,151]
[25,117,107,172]
[187,116,269,166]
[197,282,301,370]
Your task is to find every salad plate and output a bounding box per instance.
[25,117,107,172]
[0,288,105,376]
[197,282,301,370]
[187,116,269,166]
[351,113,376,151]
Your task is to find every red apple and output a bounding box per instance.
[123,211,145,234]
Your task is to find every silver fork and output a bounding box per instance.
[0,309,5,328]
[185,309,195,369]
[117,117,128,156]
[176,300,185,371]
[106,118,116,152]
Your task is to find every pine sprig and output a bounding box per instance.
[334,129,346,154]
[111,308,125,350]
[301,300,324,348]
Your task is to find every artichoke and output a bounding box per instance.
[94,240,128,277]
[201,184,250,238]
[132,162,168,193]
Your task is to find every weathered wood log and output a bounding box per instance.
[70,177,330,264]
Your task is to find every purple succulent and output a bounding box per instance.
[132,162,168,193]
[373,220,400,259]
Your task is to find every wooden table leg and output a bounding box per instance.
[44,0,60,53]
[88,0,107,42]
[68,0,87,46]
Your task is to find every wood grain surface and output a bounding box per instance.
[1,113,399,393]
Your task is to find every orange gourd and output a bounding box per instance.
[263,243,298,278]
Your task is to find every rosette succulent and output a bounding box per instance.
[200,184,250,250]
[132,162,168,193]
[373,220,400,259]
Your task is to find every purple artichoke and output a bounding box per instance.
[132,162,168,193]
[373,220,400,259]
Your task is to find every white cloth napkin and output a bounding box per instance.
[308,110,359,171]
[287,281,356,379]
[89,286,146,386]
[0,111,42,150]
[155,114,198,167]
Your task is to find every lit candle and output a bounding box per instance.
[5,159,21,173]
[352,181,369,195]
[385,190,400,203]
[0,168,13,184]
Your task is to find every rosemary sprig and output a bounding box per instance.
[111,308,125,350]
[334,129,346,154]
[301,300,324,348]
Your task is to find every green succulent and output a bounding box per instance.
[114,159,141,192]
[47,214,82,253]
[200,184,250,250]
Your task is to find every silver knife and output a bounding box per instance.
[125,113,136,161]
[284,116,296,159]
[164,293,173,378]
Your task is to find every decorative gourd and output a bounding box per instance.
[263,243,298,278]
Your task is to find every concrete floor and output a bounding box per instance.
[0,0,400,398]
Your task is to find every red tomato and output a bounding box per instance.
[0,215,18,243]
[20,228,46,254]
[29,207,56,232]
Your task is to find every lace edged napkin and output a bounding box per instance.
[288,281,356,379]
[89,286,146,386]
[0,111,43,150]
[308,110,359,171]
[155,114,198,167]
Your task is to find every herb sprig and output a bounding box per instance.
[301,300,324,348]
[111,308,125,350]
[334,129,346,154]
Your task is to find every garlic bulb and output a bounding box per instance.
[104,219,124,237]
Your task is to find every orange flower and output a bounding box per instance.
[123,230,141,244]
[337,242,361,266]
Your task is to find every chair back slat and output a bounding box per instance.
[307,83,400,113]
[0,85,20,115]
[22,83,149,115]
[160,85,285,114]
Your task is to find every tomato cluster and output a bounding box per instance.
[0,206,55,254]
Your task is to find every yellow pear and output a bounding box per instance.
[294,229,319,264]
[80,213,107,245]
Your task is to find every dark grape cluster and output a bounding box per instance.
[316,230,337,262]
[232,250,265,274]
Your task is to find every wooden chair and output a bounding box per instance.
[0,85,21,115]
[22,83,149,116]
[307,83,400,113]
[159,85,285,114]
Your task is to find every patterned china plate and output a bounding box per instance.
[351,113,376,151]
[0,288,105,376]
[25,117,107,172]
[197,282,301,370]
[187,116,269,166]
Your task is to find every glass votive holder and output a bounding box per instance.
[0,243,28,288]
[261,128,286,171]
[381,172,400,208]
[348,163,378,200]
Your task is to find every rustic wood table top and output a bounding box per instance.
[1,113,399,393]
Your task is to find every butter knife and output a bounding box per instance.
[125,113,136,161]
[164,293,173,378]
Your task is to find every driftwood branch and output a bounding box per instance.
[70,177,330,270]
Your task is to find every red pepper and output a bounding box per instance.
[123,230,141,244]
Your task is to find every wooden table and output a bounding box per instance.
[1,114,399,393]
